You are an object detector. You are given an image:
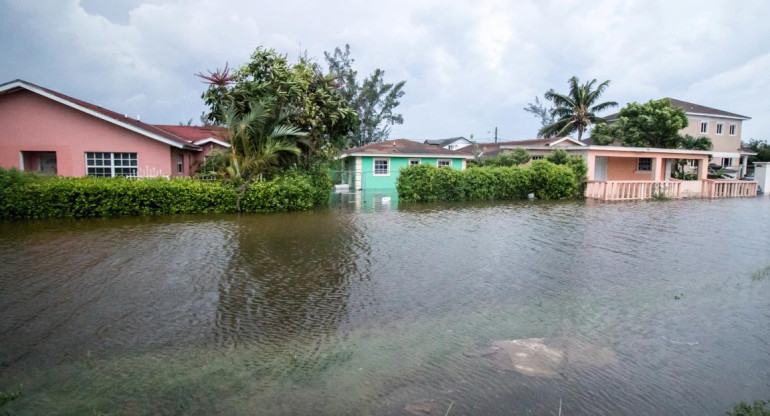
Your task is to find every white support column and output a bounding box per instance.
[741,155,749,178]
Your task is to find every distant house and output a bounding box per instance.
[339,139,472,191]
[424,137,473,151]
[465,137,586,159]
[605,98,753,175]
[0,79,229,177]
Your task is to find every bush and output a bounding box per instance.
[397,160,577,203]
[0,167,332,219]
[726,400,770,416]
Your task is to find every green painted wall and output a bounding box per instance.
[359,156,464,191]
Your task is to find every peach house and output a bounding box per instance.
[0,80,229,178]
[468,138,758,200]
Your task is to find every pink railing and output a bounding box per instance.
[586,181,681,201]
[704,180,757,198]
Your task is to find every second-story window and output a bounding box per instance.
[716,123,723,135]
[700,121,708,134]
[729,124,736,136]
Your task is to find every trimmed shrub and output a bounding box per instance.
[397,161,575,203]
[0,167,332,219]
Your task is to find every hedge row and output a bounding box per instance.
[0,168,331,219]
[397,160,579,203]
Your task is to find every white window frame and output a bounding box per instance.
[722,158,733,168]
[637,157,652,172]
[437,159,452,168]
[373,158,390,176]
[408,158,421,166]
[700,121,708,134]
[716,123,723,135]
[729,124,736,136]
[85,152,138,177]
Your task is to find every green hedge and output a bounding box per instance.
[0,168,332,219]
[397,160,578,203]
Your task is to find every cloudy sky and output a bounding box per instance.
[2,0,769,142]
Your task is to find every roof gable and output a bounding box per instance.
[424,137,471,146]
[0,79,200,150]
[605,98,750,121]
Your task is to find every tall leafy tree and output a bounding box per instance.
[592,99,689,148]
[325,45,406,148]
[198,48,357,167]
[745,138,770,164]
[538,76,617,140]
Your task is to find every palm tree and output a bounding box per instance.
[221,101,305,182]
[538,76,618,140]
[673,134,713,178]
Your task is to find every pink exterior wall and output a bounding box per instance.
[0,90,175,176]
[607,157,654,181]
[586,149,709,181]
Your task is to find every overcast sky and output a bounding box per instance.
[2,0,769,143]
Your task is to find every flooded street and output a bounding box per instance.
[1,197,769,415]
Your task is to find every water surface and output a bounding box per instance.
[1,197,769,415]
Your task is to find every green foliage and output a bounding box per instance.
[529,160,579,200]
[538,76,617,140]
[590,122,622,145]
[745,139,770,165]
[201,47,357,166]
[0,168,331,219]
[325,44,407,148]
[605,99,688,148]
[565,155,589,196]
[546,149,569,165]
[483,148,530,167]
[726,400,770,416]
[680,134,713,151]
[0,385,21,407]
[397,161,578,202]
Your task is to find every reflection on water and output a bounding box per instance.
[1,198,769,415]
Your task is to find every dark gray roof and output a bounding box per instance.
[343,139,469,157]
[424,137,470,146]
[605,98,750,121]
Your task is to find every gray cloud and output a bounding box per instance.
[1,0,768,142]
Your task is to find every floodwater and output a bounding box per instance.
[1,197,769,415]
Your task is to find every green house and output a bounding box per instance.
[339,139,472,191]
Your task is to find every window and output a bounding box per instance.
[700,121,708,134]
[716,123,723,135]
[408,158,421,166]
[447,144,457,150]
[531,155,544,160]
[637,158,652,172]
[373,158,389,175]
[722,158,733,167]
[729,124,736,136]
[86,152,137,177]
[177,154,184,174]
[437,159,451,168]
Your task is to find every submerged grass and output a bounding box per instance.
[750,265,770,281]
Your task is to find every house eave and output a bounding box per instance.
[0,80,200,150]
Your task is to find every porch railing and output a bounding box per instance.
[704,180,757,198]
[586,180,681,201]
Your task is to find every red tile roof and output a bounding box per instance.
[154,125,228,142]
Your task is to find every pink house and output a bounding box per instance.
[0,80,229,177]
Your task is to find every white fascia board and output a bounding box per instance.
[710,151,742,158]
[342,152,473,159]
[0,81,198,150]
[685,111,750,121]
[193,137,231,147]
[548,137,586,146]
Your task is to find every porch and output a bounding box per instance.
[583,147,757,201]
[586,179,758,200]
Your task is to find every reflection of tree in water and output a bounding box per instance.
[214,211,369,349]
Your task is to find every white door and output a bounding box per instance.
[594,157,607,181]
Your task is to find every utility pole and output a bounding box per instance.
[494,127,498,143]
